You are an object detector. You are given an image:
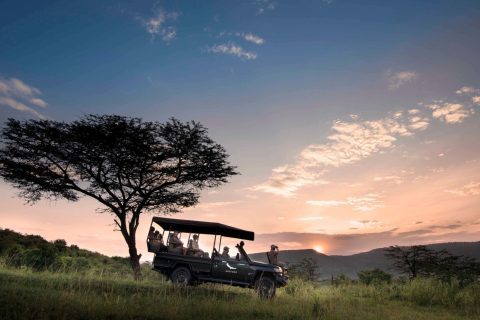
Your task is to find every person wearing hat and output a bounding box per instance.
[221,246,230,259]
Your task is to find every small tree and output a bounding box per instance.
[0,115,237,279]
[384,245,434,278]
[289,257,319,281]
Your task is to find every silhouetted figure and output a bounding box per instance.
[221,246,230,259]
[168,231,185,255]
[267,244,279,265]
[187,234,204,257]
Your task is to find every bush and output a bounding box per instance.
[332,273,352,286]
[358,268,392,285]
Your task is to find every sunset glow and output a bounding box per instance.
[1,1,479,259]
[314,245,325,254]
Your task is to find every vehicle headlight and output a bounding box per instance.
[274,266,282,273]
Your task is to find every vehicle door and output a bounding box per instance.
[212,256,251,283]
[212,255,236,282]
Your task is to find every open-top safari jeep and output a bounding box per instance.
[147,217,288,298]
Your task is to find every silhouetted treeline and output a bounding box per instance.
[385,245,480,286]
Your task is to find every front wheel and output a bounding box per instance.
[255,275,276,299]
[171,266,192,286]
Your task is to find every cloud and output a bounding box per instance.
[350,219,379,228]
[208,43,257,60]
[387,70,418,90]
[444,182,480,197]
[297,216,324,221]
[455,86,479,95]
[427,102,474,123]
[185,201,240,211]
[252,165,328,197]
[253,112,426,196]
[254,0,277,15]
[472,96,480,105]
[140,9,179,41]
[30,98,48,108]
[217,32,265,46]
[307,193,383,212]
[243,33,265,45]
[373,175,403,184]
[253,86,477,197]
[0,97,45,119]
[0,76,47,118]
[407,109,430,130]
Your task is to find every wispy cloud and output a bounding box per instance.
[139,8,179,42]
[185,201,240,211]
[252,86,477,197]
[243,33,265,45]
[207,43,257,60]
[387,70,418,90]
[252,112,424,196]
[455,86,480,95]
[297,216,324,221]
[307,193,383,212]
[373,175,403,185]
[217,31,265,45]
[254,0,277,15]
[427,102,474,124]
[444,182,480,197]
[0,76,47,118]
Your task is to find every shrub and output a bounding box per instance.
[358,268,392,285]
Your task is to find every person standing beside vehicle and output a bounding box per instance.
[267,244,279,265]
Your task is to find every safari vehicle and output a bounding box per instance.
[147,217,288,298]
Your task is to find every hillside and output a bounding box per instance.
[0,228,132,275]
[250,242,480,279]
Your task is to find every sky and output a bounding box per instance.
[0,0,479,257]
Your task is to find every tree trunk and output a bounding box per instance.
[127,239,142,280]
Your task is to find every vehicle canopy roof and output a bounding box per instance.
[151,217,254,241]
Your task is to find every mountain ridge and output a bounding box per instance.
[249,241,480,279]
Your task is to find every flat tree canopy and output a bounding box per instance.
[0,115,238,279]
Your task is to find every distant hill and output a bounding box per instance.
[250,242,480,279]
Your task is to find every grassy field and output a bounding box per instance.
[1,266,479,320]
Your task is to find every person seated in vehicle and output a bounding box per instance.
[151,231,167,253]
[168,231,186,255]
[221,246,230,259]
[187,234,204,257]
[147,226,156,251]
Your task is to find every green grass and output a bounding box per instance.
[0,266,479,320]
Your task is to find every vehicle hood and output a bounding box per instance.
[250,260,275,268]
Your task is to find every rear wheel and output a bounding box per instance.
[171,266,192,286]
[255,275,276,299]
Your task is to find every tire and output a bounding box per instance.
[255,275,276,299]
[171,266,192,286]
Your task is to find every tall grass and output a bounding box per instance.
[0,264,479,320]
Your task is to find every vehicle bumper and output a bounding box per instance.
[276,274,288,287]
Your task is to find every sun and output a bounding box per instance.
[313,245,324,253]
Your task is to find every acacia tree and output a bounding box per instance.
[385,245,435,278]
[0,115,237,279]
